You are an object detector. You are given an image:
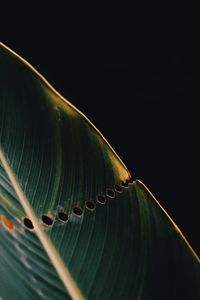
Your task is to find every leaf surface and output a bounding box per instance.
[0,43,199,300]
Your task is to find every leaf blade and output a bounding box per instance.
[0,149,84,300]
[0,42,199,300]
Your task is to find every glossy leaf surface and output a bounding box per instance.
[0,43,199,300]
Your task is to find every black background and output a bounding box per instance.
[1,41,199,255]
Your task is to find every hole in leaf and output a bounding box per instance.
[115,184,123,193]
[127,177,134,184]
[41,215,53,226]
[73,207,83,217]
[58,212,69,222]
[1,215,14,230]
[121,181,128,188]
[23,217,34,230]
[97,195,106,204]
[106,189,115,198]
[85,201,95,211]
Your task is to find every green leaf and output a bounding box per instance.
[0,43,199,300]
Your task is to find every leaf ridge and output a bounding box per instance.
[0,148,85,300]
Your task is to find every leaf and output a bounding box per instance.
[0,43,199,300]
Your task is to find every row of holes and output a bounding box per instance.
[23,178,133,230]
